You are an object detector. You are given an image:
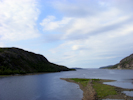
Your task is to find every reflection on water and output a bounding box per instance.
[104,80,133,89]
[0,69,133,100]
[0,73,83,100]
[122,91,133,97]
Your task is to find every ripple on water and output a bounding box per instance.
[122,91,133,97]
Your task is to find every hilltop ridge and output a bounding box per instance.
[0,47,70,75]
[100,53,133,69]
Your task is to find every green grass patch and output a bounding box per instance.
[70,78,100,87]
[92,79,100,81]
[93,81,117,98]
[70,78,117,99]
[70,78,90,87]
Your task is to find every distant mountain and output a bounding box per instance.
[71,68,83,70]
[100,53,133,69]
[99,65,113,69]
[0,47,70,75]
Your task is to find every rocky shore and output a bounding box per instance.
[61,78,133,100]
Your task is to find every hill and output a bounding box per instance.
[100,53,133,69]
[0,47,70,75]
[99,65,113,69]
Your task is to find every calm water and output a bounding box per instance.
[0,69,133,100]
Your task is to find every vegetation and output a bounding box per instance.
[100,53,133,69]
[92,80,117,98]
[70,78,117,99]
[0,68,26,75]
[0,47,70,75]
[70,78,100,87]
[100,64,118,69]
[71,78,90,87]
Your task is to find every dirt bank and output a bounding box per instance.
[61,78,133,100]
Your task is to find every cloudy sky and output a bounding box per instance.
[0,0,133,68]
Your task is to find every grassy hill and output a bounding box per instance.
[100,53,133,69]
[117,53,133,69]
[99,65,114,69]
[0,47,70,75]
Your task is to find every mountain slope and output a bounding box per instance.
[99,65,113,69]
[117,53,133,69]
[0,47,70,75]
[100,53,133,69]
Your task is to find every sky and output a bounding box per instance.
[0,0,133,68]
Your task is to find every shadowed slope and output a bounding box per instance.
[0,47,70,75]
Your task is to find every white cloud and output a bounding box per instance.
[40,2,133,41]
[1,0,132,68]
[0,0,40,41]
[40,16,72,31]
[72,45,81,50]
[42,0,133,67]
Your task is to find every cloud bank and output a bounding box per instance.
[0,0,133,68]
[0,0,40,42]
[39,0,133,67]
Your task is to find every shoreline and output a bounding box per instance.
[61,78,133,100]
[0,70,75,78]
[61,78,97,100]
[0,72,54,78]
[0,70,73,77]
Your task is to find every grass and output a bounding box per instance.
[70,78,100,87]
[70,78,90,87]
[92,80,117,98]
[70,78,117,99]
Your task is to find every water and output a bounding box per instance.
[0,69,133,100]
[0,73,82,100]
[122,91,133,97]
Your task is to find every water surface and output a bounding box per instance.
[0,69,133,100]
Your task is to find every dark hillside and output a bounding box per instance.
[0,47,70,75]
